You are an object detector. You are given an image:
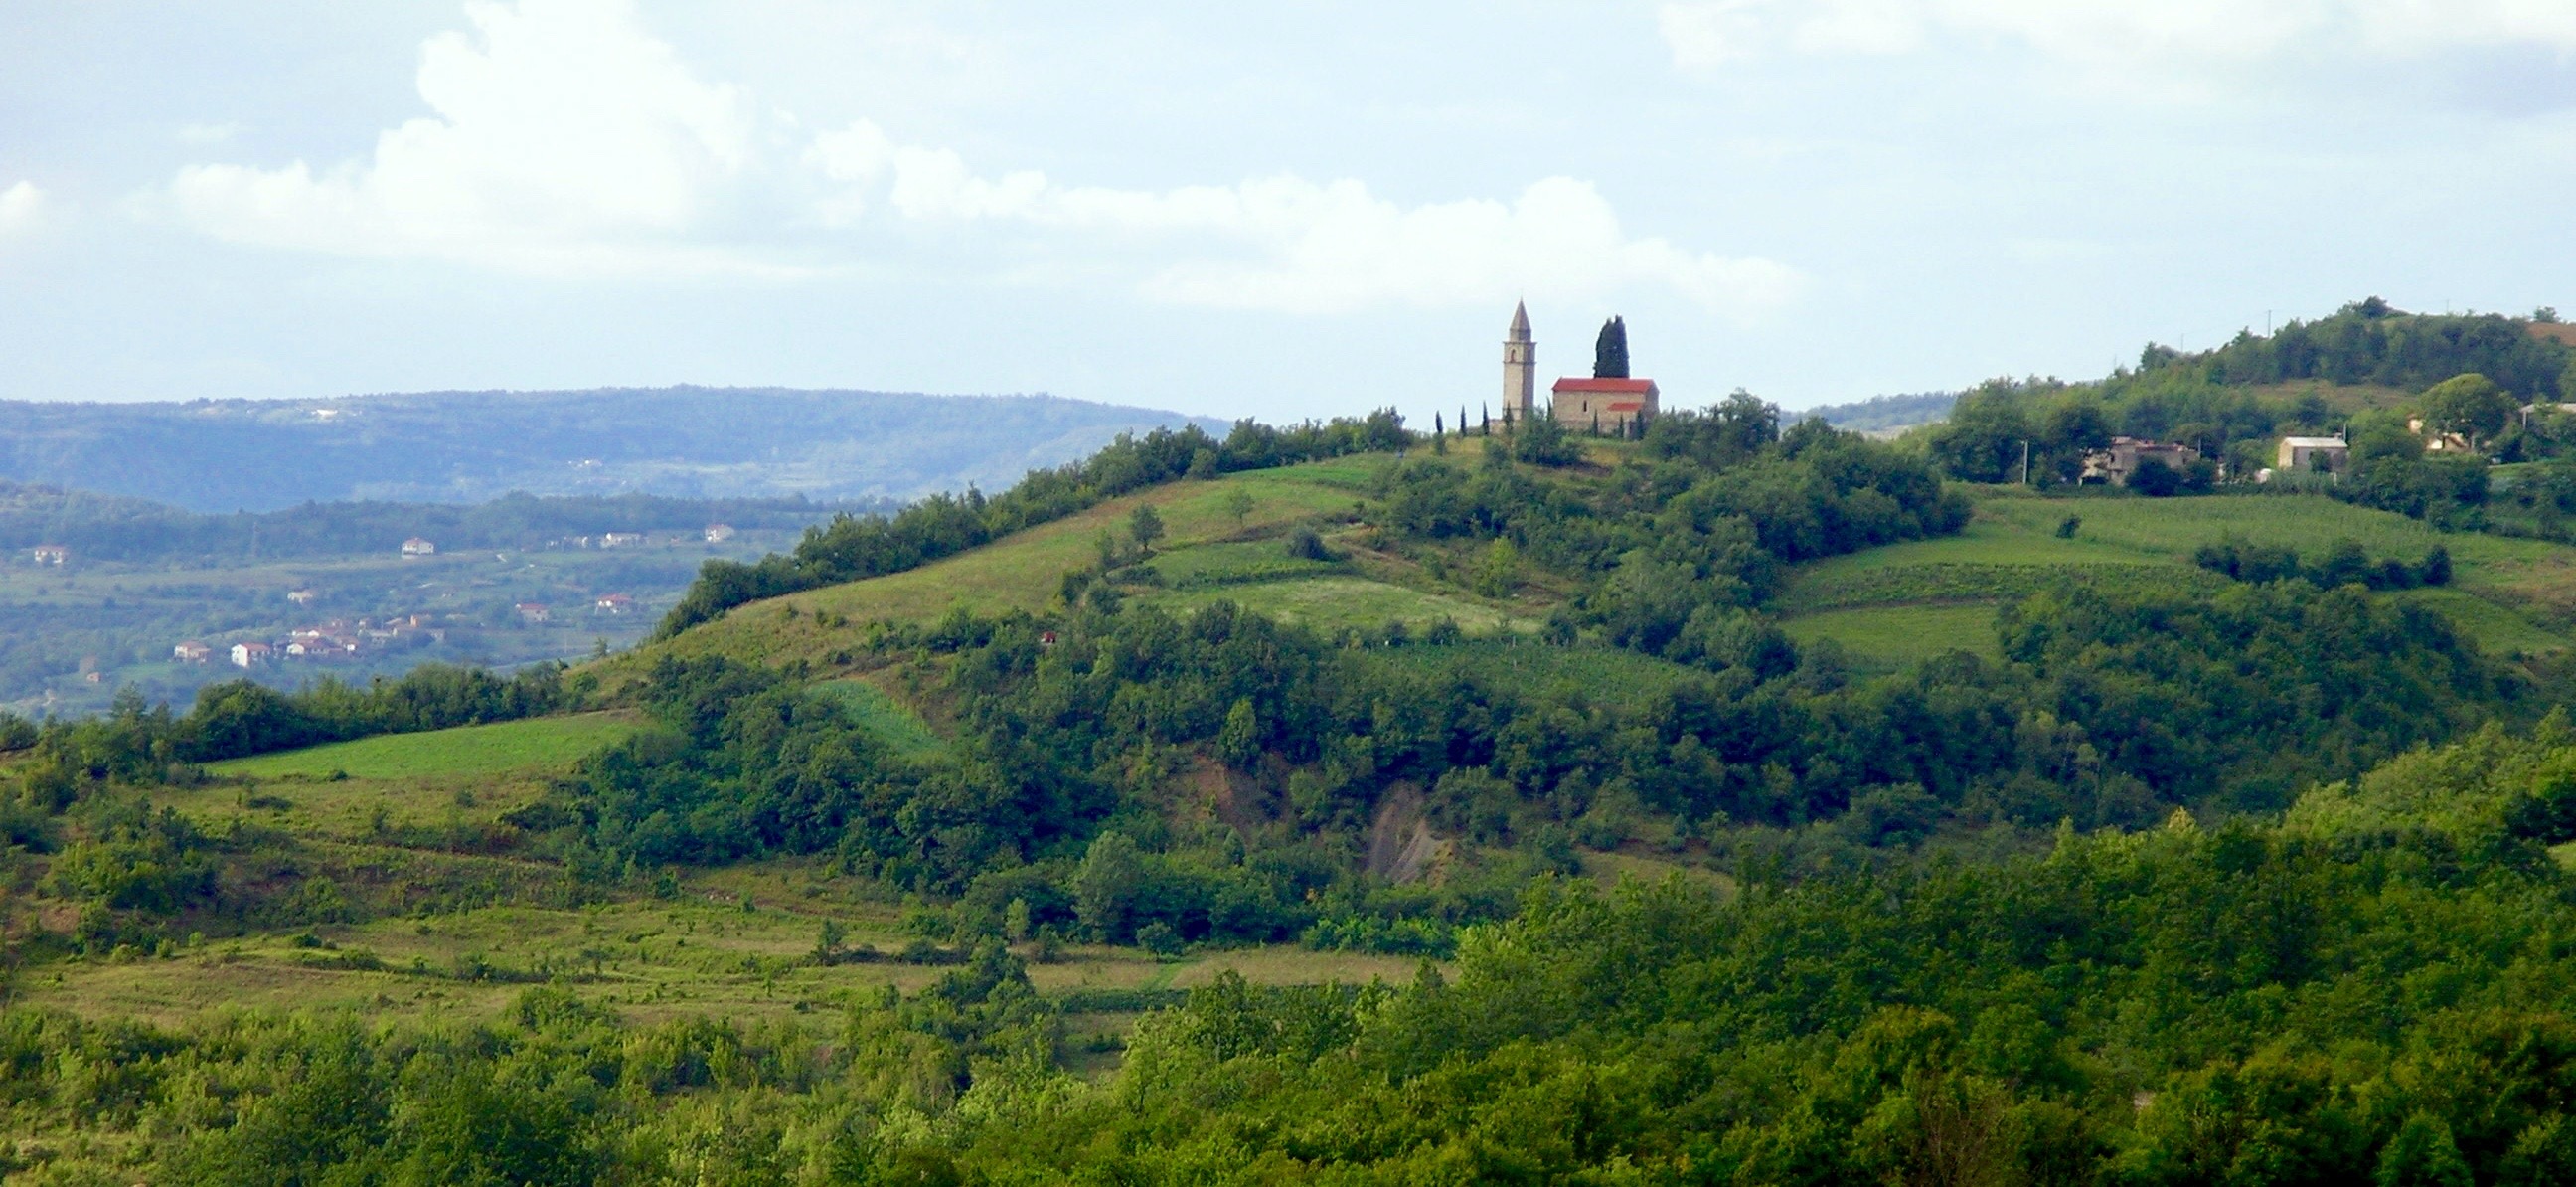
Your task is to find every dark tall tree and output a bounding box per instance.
[1593,316,1631,379]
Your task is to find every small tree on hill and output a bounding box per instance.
[1128,504,1166,554]
[1593,316,1630,379]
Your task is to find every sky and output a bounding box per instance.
[3,1,2575,424]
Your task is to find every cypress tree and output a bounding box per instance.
[1593,316,1630,379]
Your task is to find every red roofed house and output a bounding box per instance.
[1549,377,1660,435]
[231,642,272,668]
[516,602,551,623]
[173,641,212,664]
[594,593,636,614]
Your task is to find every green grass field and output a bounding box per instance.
[206,712,639,780]
[1143,576,1515,635]
[1364,642,1707,712]
[1145,539,1347,588]
[817,678,948,760]
[1776,489,2576,666]
[1779,604,2005,671]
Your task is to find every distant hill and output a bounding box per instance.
[1796,391,1956,434]
[0,387,1229,513]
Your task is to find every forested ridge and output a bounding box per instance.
[5,375,2576,1183]
[0,484,880,565]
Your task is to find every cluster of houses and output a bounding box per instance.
[510,593,638,622]
[175,593,643,668]
[399,525,734,558]
[2076,433,2352,487]
[174,614,445,670]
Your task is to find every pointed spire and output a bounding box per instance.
[1509,301,1531,341]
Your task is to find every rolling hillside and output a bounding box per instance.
[618,444,2576,690]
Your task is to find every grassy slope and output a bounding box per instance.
[613,452,1548,677]
[1778,488,2576,669]
[206,712,639,780]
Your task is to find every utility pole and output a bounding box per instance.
[2020,440,2031,486]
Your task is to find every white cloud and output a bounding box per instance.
[150,0,1795,313]
[1661,0,2576,78]
[160,0,782,276]
[810,121,1800,318]
[0,182,44,236]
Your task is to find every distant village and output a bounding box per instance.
[9,523,739,674]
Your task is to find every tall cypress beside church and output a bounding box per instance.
[1594,316,1630,379]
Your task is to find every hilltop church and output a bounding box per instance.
[1502,302,1661,434]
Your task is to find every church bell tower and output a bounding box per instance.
[1502,301,1537,423]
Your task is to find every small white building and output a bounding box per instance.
[704,523,735,543]
[173,641,212,664]
[30,545,66,566]
[231,642,272,668]
[288,588,317,605]
[594,593,636,614]
[401,537,436,558]
[600,532,645,548]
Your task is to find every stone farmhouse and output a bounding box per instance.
[2082,437,2199,486]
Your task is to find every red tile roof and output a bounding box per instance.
[1551,378,1658,394]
